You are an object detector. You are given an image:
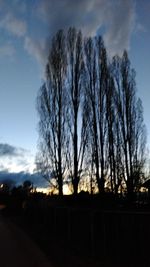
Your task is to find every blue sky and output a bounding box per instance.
[0,0,149,186]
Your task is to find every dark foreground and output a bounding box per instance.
[2,193,150,267]
[0,213,52,267]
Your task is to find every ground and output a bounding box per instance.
[0,214,53,267]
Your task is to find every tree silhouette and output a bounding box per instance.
[112,52,146,197]
[36,28,146,195]
[66,28,88,195]
[36,30,68,195]
[84,36,110,193]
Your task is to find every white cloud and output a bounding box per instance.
[0,143,35,173]
[0,13,27,37]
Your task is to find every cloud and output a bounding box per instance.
[0,0,136,64]
[36,0,136,57]
[103,0,135,56]
[0,143,26,157]
[0,1,136,66]
[0,43,15,57]
[24,37,48,66]
[0,13,27,37]
[0,170,48,188]
[0,143,35,174]
[37,0,107,36]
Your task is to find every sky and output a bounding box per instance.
[0,0,150,187]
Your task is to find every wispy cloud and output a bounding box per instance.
[36,0,136,57]
[0,13,27,37]
[0,2,27,60]
[0,143,26,157]
[103,0,135,56]
[24,37,48,66]
[0,1,137,65]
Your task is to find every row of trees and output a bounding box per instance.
[36,28,146,196]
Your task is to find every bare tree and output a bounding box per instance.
[36,30,68,195]
[36,28,147,197]
[112,51,146,197]
[66,28,89,195]
[84,36,109,193]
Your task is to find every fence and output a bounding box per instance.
[24,200,150,263]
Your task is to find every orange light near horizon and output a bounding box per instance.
[35,185,72,195]
[36,187,50,194]
[63,184,72,195]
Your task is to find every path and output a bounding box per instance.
[0,214,53,267]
